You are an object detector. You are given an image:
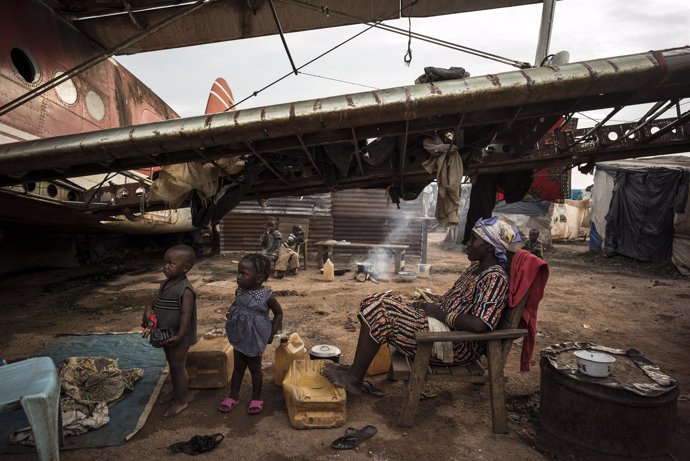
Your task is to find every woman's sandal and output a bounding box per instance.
[217,397,239,413]
[247,399,264,415]
[362,380,385,397]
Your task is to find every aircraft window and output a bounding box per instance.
[607,131,618,141]
[86,90,105,121]
[47,184,58,197]
[67,190,78,201]
[54,71,78,105]
[10,48,40,83]
[25,181,36,193]
[650,126,660,134]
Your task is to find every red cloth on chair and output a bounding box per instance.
[509,250,549,372]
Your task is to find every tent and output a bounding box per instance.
[589,156,690,274]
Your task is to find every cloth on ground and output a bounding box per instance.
[509,250,549,371]
[427,317,453,364]
[0,333,166,451]
[422,136,463,227]
[10,357,144,445]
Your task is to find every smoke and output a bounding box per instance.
[360,219,411,275]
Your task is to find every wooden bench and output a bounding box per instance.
[314,241,408,273]
[389,294,529,433]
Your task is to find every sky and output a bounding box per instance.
[117,0,690,189]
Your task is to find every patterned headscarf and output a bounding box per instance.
[472,216,521,264]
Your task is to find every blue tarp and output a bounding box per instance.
[0,333,166,452]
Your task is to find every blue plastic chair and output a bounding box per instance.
[0,357,62,460]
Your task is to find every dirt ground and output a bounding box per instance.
[1,232,688,461]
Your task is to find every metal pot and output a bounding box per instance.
[309,344,342,363]
[355,262,373,274]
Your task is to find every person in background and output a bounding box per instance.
[259,218,282,265]
[522,228,544,259]
[273,224,305,278]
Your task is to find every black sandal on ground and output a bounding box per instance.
[168,433,224,455]
[331,425,378,450]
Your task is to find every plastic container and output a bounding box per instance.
[417,264,431,278]
[366,344,391,376]
[323,258,335,282]
[309,344,342,363]
[274,332,307,386]
[282,359,347,429]
[186,335,234,389]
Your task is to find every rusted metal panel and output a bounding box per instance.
[333,189,423,218]
[332,189,423,255]
[220,212,333,252]
[232,193,332,216]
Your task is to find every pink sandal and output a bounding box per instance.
[247,399,263,415]
[218,397,239,413]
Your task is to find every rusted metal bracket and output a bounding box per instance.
[351,127,365,176]
[268,0,298,75]
[243,142,289,184]
[296,135,323,177]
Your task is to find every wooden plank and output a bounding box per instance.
[486,339,509,434]
[417,328,527,343]
[398,342,433,427]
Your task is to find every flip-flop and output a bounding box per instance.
[247,399,263,415]
[331,425,378,450]
[217,397,239,413]
[362,380,385,397]
[168,433,224,454]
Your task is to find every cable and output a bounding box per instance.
[298,72,379,90]
[285,0,531,69]
[227,1,415,110]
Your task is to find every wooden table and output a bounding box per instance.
[314,241,408,273]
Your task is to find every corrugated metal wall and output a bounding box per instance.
[332,189,423,255]
[221,190,424,256]
[220,193,333,252]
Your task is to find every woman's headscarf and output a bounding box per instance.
[472,216,521,264]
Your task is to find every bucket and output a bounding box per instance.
[417,264,431,278]
[309,344,342,363]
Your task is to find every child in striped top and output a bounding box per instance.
[143,244,197,418]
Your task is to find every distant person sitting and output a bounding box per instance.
[522,229,544,259]
[259,218,282,264]
[274,224,305,278]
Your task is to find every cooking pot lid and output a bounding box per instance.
[310,344,341,357]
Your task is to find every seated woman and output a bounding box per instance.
[323,216,519,394]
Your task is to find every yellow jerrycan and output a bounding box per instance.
[323,258,335,282]
[274,332,307,386]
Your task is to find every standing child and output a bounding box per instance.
[143,244,197,417]
[219,254,283,415]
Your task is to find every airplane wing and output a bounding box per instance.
[44,0,543,55]
[2,47,689,199]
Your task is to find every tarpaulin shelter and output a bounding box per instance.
[589,156,690,274]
